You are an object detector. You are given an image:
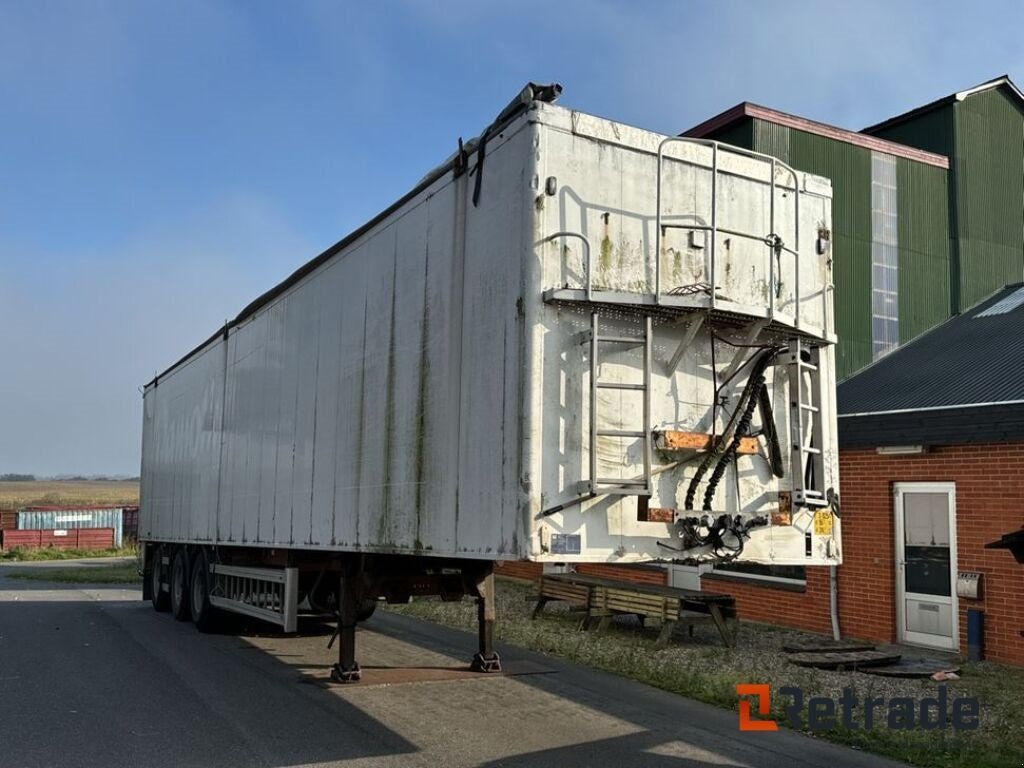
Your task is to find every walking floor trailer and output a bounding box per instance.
[139,83,841,681]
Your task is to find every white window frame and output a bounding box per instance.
[893,481,959,651]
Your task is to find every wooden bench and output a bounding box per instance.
[533,572,738,648]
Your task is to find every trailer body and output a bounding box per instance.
[141,96,840,571]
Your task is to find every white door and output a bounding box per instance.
[894,483,958,650]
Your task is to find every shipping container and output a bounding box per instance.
[139,84,841,679]
[18,507,124,548]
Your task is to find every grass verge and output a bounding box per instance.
[387,578,1024,768]
[6,562,141,584]
[0,545,138,562]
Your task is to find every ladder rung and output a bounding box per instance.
[795,361,818,371]
[798,495,831,507]
[595,487,653,497]
[599,336,646,345]
[802,490,826,498]
[799,446,822,455]
[596,382,646,391]
[597,429,647,438]
[799,403,819,412]
[595,478,648,486]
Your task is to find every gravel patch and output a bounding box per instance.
[386,578,1024,768]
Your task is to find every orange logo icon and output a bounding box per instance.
[737,684,779,731]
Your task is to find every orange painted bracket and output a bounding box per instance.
[655,430,759,455]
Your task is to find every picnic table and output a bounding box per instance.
[532,572,738,648]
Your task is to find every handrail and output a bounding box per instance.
[546,231,594,301]
[655,137,803,325]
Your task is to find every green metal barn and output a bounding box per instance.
[865,75,1024,316]
[685,75,1024,382]
[685,104,951,381]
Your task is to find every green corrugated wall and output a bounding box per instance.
[953,88,1024,309]
[896,160,951,341]
[709,120,950,380]
[868,84,1024,313]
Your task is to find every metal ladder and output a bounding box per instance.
[786,339,829,508]
[581,311,653,497]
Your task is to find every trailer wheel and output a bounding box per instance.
[357,598,377,623]
[190,551,220,632]
[150,548,170,612]
[169,548,191,622]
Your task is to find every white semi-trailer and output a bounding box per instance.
[140,83,841,681]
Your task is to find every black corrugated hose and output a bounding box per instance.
[684,347,778,511]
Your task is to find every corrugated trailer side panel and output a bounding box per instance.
[141,339,225,544]
[141,118,535,559]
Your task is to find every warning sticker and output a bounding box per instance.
[813,511,833,536]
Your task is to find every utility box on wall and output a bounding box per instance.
[956,571,983,600]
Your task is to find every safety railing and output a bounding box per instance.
[544,138,830,335]
[655,137,803,326]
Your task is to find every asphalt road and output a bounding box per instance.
[0,562,902,768]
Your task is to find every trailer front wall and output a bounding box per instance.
[525,106,841,565]
[141,122,534,559]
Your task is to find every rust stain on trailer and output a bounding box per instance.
[413,243,431,553]
[772,491,793,526]
[656,430,758,454]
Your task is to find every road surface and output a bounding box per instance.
[0,561,901,767]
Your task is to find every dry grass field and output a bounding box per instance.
[0,480,139,509]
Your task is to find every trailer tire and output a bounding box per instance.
[150,548,170,612]
[357,599,377,623]
[190,551,219,632]
[169,548,191,622]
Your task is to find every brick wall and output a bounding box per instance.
[701,569,834,635]
[697,444,1024,666]
[494,561,668,586]
[496,561,542,583]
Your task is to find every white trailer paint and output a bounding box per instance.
[141,96,841,567]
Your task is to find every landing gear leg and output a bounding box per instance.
[470,565,501,673]
[330,561,362,683]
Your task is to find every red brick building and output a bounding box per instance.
[698,284,1024,665]
[503,285,1024,666]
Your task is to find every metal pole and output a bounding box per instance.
[769,158,776,321]
[331,561,362,683]
[793,172,801,328]
[655,147,664,302]
[710,145,718,311]
[590,312,599,494]
[643,315,653,495]
[470,565,501,672]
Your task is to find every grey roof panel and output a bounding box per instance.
[838,283,1024,415]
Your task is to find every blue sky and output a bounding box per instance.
[2,1,1022,476]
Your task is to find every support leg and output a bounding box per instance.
[330,563,362,683]
[531,597,549,620]
[708,605,732,649]
[654,620,676,649]
[470,566,501,673]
